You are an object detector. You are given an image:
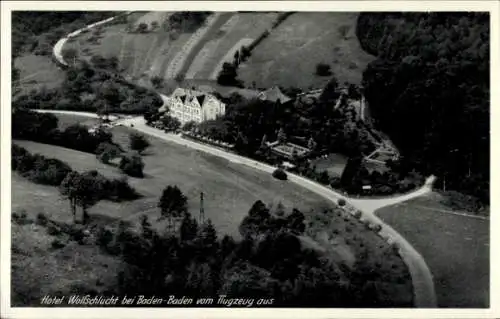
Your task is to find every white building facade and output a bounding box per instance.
[159,88,226,124]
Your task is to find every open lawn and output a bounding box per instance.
[311,153,348,177]
[238,12,375,89]
[54,113,100,129]
[375,194,490,308]
[14,54,65,94]
[12,113,414,306]
[14,128,333,239]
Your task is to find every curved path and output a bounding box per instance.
[37,110,437,308]
[50,15,438,308]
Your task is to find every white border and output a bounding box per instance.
[1,1,499,318]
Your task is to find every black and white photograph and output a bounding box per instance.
[1,1,498,318]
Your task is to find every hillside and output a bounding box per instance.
[356,12,489,205]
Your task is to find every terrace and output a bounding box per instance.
[269,141,310,160]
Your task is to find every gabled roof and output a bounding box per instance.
[258,86,291,104]
[169,87,222,109]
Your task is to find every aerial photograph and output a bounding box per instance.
[8,9,489,309]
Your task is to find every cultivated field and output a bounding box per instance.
[14,54,65,94]
[238,12,376,89]
[375,194,490,308]
[63,12,194,83]
[185,12,279,80]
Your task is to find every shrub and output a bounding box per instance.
[353,210,362,219]
[348,62,358,70]
[315,63,332,76]
[96,226,114,249]
[106,177,141,201]
[47,224,61,236]
[272,168,287,180]
[36,212,48,226]
[119,152,145,178]
[338,198,346,206]
[96,142,122,164]
[129,132,150,154]
[51,239,66,249]
[372,224,382,233]
[12,210,29,225]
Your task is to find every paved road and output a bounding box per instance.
[49,15,438,306]
[36,110,437,307]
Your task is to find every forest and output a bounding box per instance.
[356,12,490,204]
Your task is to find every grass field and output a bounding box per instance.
[311,153,348,177]
[54,113,100,129]
[375,194,490,308]
[186,12,279,80]
[14,125,334,239]
[11,217,122,306]
[14,54,65,94]
[238,12,375,89]
[64,12,194,82]
[12,113,415,306]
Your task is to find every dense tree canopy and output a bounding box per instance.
[357,12,489,203]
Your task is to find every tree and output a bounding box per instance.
[180,213,199,242]
[319,77,340,103]
[129,132,150,154]
[161,115,181,132]
[286,208,306,234]
[61,47,78,66]
[96,142,122,164]
[277,128,287,143]
[137,22,148,33]
[272,168,288,181]
[182,121,197,132]
[119,152,145,178]
[217,62,240,87]
[59,170,104,224]
[338,25,350,39]
[233,50,240,65]
[315,63,332,76]
[195,219,218,251]
[158,185,188,231]
[151,76,164,88]
[307,137,317,151]
[151,21,159,30]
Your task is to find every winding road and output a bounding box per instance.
[47,13,439,308]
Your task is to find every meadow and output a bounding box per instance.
[238,12,375,89]
[375,194,490,308]
[11,113,414,306]
[14,54,65,94]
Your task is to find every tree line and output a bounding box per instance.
[12,108,149,179]
[356,12,489,204]
[87,190,410,307]
[12,144,141,224]
[13,60,162,115]
[12,11,117,58]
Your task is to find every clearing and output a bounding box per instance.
[310,153,348,177]
[238,12,375,89]
[375,194,490,308]
[13,54,65,94]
